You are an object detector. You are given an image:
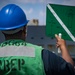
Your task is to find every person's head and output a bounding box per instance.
[0,4,29,40]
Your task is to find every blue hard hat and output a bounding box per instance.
[0,4,29,30]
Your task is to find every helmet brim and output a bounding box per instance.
[0,20,29,30]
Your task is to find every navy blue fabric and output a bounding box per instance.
[42,49,75,75]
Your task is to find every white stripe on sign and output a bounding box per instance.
[47,4,75,41]
[0,46,35,57]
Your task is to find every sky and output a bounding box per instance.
[0,0,75,25]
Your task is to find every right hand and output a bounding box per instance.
[55,34,67,51]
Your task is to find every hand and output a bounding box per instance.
[55,34,66,51]
[55,34,74,66]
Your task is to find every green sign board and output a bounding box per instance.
[46,4,75,41]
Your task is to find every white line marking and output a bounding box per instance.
[47,4,75,41]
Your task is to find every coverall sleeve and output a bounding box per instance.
[42,49,75,75]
